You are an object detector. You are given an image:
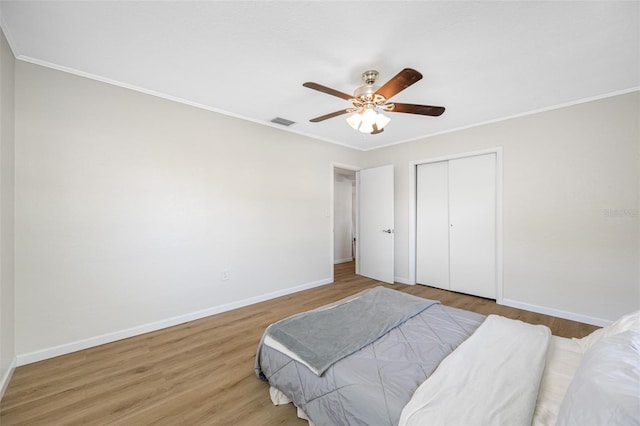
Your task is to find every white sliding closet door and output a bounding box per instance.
[416,161,450,289]
[449,154,496,298]
[416,153,496,299]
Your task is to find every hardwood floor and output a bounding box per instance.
[1,262,598,425]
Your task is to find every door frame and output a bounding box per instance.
[330,162,361,283]
[408,147,504,303]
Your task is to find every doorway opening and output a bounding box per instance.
[334,260,356,282]
[333,167,357,265]
[331,163,395,285]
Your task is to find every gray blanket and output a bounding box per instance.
[263,286,438,375]
[255,288,485,426]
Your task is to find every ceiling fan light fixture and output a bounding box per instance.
[359,121,374,134]
[359,108,377,133]
[375,112,391,130]
[361,107,377,123]
[346,107,391,133]
[346,112,362,130]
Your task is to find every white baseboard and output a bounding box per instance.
[0,357,17,400]
[501,298,612,327]
[334,258,353,264]
[16,278,332,366]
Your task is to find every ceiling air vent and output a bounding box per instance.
[271,117,296,126]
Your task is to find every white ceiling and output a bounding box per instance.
[0,1,638,151]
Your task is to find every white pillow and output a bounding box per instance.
[577,310,640,352]
[557,329,640,426]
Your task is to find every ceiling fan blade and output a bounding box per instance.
[303,82,353,101]
[375,68,423,100]
[390,103,445,116]
[309,109,351,122]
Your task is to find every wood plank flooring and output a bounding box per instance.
[1,262,598,425]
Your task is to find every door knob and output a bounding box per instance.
[382,229,393,233]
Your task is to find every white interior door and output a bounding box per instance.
[358,165,394,283]
[449,153,496,298]
[416,161,450,289]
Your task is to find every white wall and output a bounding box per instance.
[0,27,16,396]
[8,57,639,365]
[363,92,639,323]
[14,61,361,361]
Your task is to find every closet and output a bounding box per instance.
[416,153,496,299]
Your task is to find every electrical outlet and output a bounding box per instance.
[221,270,230,281]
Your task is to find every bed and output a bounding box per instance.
[254,286,640,426]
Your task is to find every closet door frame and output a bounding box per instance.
[408,147,504,304]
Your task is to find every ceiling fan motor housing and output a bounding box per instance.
[353,84,380,99]
[354,70,383,101]
[362,70,379,85]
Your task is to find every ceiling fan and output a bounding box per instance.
[303,68,445,134]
